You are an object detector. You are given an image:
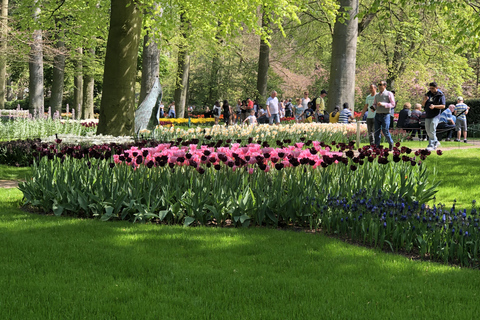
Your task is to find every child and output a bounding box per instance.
[243,109,257,126]
[298,105,315,123]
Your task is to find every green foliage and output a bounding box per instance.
[20,155,436,225]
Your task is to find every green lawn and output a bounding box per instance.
[1,149,480,319]
[1,188,480,319]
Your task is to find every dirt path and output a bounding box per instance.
[0,180,22,189]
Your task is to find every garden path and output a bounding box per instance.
[1,140,479,189]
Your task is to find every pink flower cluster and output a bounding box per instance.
[113,142,344,173]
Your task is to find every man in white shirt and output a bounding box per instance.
[266,91,280,125]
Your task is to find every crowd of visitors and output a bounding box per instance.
[158,81,471,151]
[359,81,470,151]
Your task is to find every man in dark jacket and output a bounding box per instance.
[422,82,445,151]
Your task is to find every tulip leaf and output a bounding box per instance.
[184,216,195,227]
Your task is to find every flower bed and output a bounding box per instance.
[20,142,438,225]
[153,123,370,145]
[20,140,480,265]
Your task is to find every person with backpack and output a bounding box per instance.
[313,89,328,122]
[284,99,293,118]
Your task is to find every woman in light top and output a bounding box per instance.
[168,101,175,118]
[294,98,303,121]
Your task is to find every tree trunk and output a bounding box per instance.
[327,0,358,112]
[205,54,220,106]
[256,11,269,101]
[28,2,44,115]
[73,47,83,114]
[173,13,189,118]
[139,31,159,105]
[6,77,13,101]
[82,47,95,119]
[97,0,142,136]
[173,50,190,118]
[50,28,66,116]
[0,0,8,109]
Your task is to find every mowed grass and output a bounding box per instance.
[1,188,480,319]
[423,148,480,208]
[0,164,31,181]
[1,149,480,318]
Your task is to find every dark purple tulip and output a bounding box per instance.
[258,163,267,171]
[206,162,212,168]
[227,161,234,168]
[142,150,148,157]
[136,156,143,165]
[271,157,279,164]
[168,162,175,168]
[186,153,192,159]
[350,165,357,171]
[275,163,284,170]
[214,164,221,170]
[198,167,205,174]
[132,151,138,157]
[109,163,115,168]
[204,150,211,156]
[177,157,185,163]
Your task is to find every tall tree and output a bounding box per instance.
[139,31,160,105]
[327,0,359,112]
[73,47,83,113]
[50,23,66,115]
[0,0,8,109]
[256,10,270,101]
[82,46,95,119]
[97,0,142,136]
[28,1,43,115]
[173,12,189,118]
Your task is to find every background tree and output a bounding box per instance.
[0,0,8,109]
[28,0,43,115]
[96,0,142,136]
[327,0,359,112]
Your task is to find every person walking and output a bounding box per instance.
[361,84,377,145]
[422,81,445,151]
[266,91,280,125]
[372,81,395,150]
[454,96,470,143]
[168,101,176,118]
[222,100,232,127]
